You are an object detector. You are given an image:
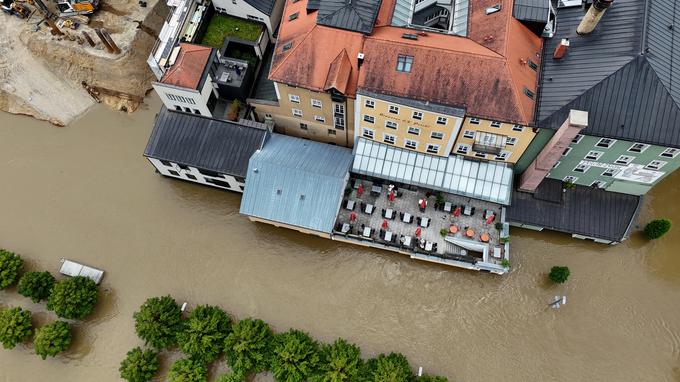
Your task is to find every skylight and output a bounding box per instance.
[485,4,501,15]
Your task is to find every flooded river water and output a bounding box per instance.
[1,96,679,382]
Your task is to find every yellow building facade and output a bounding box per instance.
[354,92,464,157]
[453,117,537,163]
[249,83,355,147]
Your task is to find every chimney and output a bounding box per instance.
[553,38,569,59]
[357,52,364,68]
[577,0,615,35]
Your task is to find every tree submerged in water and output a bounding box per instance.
[270,329,320,382]
[0,249,23,289]
[0,307,32,349]
[34,320,71,359]
[364,352,413,382]
[177,305,231,363]
[549,266,570,284]
[18,271,56,303]
[310,338,363,382]
[47,276,98,320]
[167,358,207,382]
[224,318,273,378]
[644,219,672,240]
[134,295,183,349]
[119,347,159,382]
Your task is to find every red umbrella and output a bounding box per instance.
[453,206,461,217]
[349,211,357,222]
[419,199,427,209]
[415,227,422,237]
[357,184,364,196]
[388,191,395,201]
[485,214,495,225]
[382,219,389,229]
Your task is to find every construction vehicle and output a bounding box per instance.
[54,0,98,16]
[1,0,31,18]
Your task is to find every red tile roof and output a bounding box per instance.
[161,43,213,90]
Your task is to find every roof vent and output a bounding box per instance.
[402,33,418,40]
[253,168,259,173]
[357,52,365,60]
[276,189,282,195]
[300,194,305,200]
[485,4,501,15]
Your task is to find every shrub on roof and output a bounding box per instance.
[644,219,672,240]
[0,249,23,289]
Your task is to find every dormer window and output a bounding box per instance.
[288,12,299,21]
[282,42,292,52]
[485,4,501,15]
[396,55,413,73]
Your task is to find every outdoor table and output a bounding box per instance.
[466,229,475,238]
[449,225,458,234]
[480,233,490,242]
[341,223,351,233]
[425,241,433,251]
[371,185,382,195]
[362,227,371,237]
[345,200,355,210]
[385,231,393,242]
[365,204,374,214]
[420,217,429,227]
[402,236,412,247]
[444,202,452,212]
[403,213,412,223]
[385,208,394,219]
[493,247,502,258]
[463,205,472,216]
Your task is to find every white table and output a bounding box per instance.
[365,204,374,214]
[403,213,412,223]
[425,241,433,251]
[385,208,394,219]
[385,231,393,242]
[402,236,412,247]
[362,227,371,237]
[444,202,452,212]
[420,217,429,227]
[493,247,502,258]
[341,223,351,233]
[345,200,355,210]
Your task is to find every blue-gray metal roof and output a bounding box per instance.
[513,0,550,23]
[239,134,354,233]
[537,0,680,147]
[316,0,382,34]
[507,179,643,242]
[244,0,277,16]
[144,108,269,177]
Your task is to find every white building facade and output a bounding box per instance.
[147,158,246,192]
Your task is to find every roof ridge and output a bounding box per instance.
[365,34,505,59]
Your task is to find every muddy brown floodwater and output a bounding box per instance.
[1,96,679,382]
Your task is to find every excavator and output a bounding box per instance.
[53,0,98,16]
[1,0,31,18]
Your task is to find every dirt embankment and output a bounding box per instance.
[0,0,168,125]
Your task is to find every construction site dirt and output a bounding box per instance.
[0,0,168,126]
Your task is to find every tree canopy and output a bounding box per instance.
[365,353,413,382]
[134,295,183,349]
[270,329,320,382]
[167,358,207,382]
[176,305,231,363]
[0,249,23,289]
[224,318,273,377]
[0,307,32,349]
[644,219,672,240]
[18,271,56,303]
[47,276,99,320]
[34,320,71,359]
[119,347,160,382]
[548,266,570,284]
[310,338,363,382]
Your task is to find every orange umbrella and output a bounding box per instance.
[357,184,364,196]
[466,229,474,238]
[480,233,490,242]
[449,225,458,234]
[453,206,461,217]
[349,211,357,222]
[381,219,389,229]
[415,227,422,237]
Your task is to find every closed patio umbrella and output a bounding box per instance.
[357,184,364,196]
[415,227,422,237]
[419,199,427,209]
[382,219,389,229]
[388,191,395,201]
[453,206,461,217]
[349,211,357,222]
[485,214,495,225]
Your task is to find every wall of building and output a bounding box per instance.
[452,117,537,163]
[354,94,463,157]
[247,216,332,239]
[211,0,282,38]
[250,83,355,147]
[514,128,554,173]
[147,158,245,192]
[153,75,217,117]
[546,135,680,195]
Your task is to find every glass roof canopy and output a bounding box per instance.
[352,138,513,205]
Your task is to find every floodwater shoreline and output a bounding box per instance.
[1,100,679,382]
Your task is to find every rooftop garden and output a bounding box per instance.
[200,14,263,48]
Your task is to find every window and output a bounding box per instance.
[300,123,308,130]
[490,121,501,128]
[431,131,444,140]
[474,152,487,159]
[292,108,303,117]
[328,129,336,135]
[174,105,182,111]
[562,147,572,156]
[596,138,617,148]
[160,160,172,167]
[412,111,423,120]
[198,169,220,177]
[646,160,667,170]
[364,99,375,108]
[426,144,439,154]
[627,143,649,153]
[601,168,618,177]
[193,109,201,114]
[584,151,603,160]
[591,180,606,188]
[362,127,374,139]
[456,144,470,154]
[469,118,480,125]
[206,178,232,188]
[506,137,517,145]
[282,42,292,52]
[383,134,396,144]
[512,124,524,132]
[314,115,325,122]
[495,151,510,161]
[184,107,191,113]
[385,120,398,129]
[289,94,300,103]
[573,164,590,173]
[615,155,634,165]
[572,134,584,144]
[334,104,344,114]
[363,115,375,124]
[407,126,420,135]
[553,161,561,169]
[288,12,299,21]
[185,174,197,180]
[178,164,190,170]
[463,130,475,139]
[523,87,535,99]
[168,170,179,176]
[388,105,399,114]
[404,139,418,150]
[265,113,272,118]
[660,148,680,158]
[396,55,414,73]
[528,59,538,71]
[311,99,322,108]
[563,175,578,183]
[436,116,447,125]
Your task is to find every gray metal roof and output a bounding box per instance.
[513,0,550,23]
[144,108,269,177]
[507,179,643,242]
[316,0,382,34]
[537,0,680,147]
[251,47,277,101]
[244,0,277,16]
[359,90,466,117]
[239,134,354,233]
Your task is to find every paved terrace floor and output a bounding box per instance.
[334,178,506,265]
